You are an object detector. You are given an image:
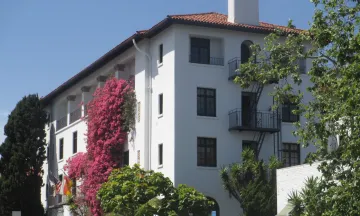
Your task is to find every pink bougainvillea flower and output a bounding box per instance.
[64,78,135,216]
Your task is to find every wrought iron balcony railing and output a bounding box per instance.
[56,116,67,131]
[228,57,242,79]
[228,109,280,133]
[189,55,224,66]
[70,108,81,124]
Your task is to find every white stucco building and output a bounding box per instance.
[41,0,316,215]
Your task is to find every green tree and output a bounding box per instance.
[220,149,282,216]
[97,164,214,216]
[236,0,360,215]
[0,94,48,216]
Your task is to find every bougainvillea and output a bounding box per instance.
[64,77,136,215]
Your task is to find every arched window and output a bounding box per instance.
[241,40,254,64]
[207,197,220,216]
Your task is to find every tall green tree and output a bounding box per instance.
[97,164,214,216]
[236,0,360,215]
[220,149,282,216]
[0,94,48,216]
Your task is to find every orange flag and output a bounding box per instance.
[63,176,73,196]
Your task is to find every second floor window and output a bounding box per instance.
[282,143,300,167]
[197,88,216,117]
[190,37,210,64]
[197,137,217,167]
[159,44,163,64]
[59,138,64,160]
[159,94,163,116]
[158,144,163,166]
[73,131,77,154]
[282,100,299,122]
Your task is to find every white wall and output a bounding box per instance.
[173,24,314,215]
[276,162,321,213]
[147,27,176,181]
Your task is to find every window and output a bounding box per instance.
[158,144,163,166]
[297,47,306,74]
[298,58,306,74]
[73,131,77,154]
[197,88,216,117]
[197,138,217,167]
[282,143,300,167]
[282,100,299,122]
[190,37,210,64]
[159,44,163,64]
[242,141,257,152]
[159,94,163,116]
[123,151,129,166]
[59,138,64,160]
[241,41,253,64]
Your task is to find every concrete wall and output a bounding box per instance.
[276,162,322,214]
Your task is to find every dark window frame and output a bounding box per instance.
[159,44,163,64]
[73,131,77,154]
[190,37,210,64]
[197,137,217,167]
[242,140,257,152]
[123,151,129,166]
[158,144,163,166]
[282,100,299,123]
[159,93,163,116]
[282,143,300,167]
[197,88,216,117]
[59,138,64,160]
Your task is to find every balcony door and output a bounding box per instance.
[242,92,256,127]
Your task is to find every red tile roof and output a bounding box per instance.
[42,12,304,105]
[168,12,304,34]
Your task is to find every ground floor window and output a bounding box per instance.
[282,143,300,167]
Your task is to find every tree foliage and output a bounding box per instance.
[97,164,214,216]
[237,0,360,215]
[220,149,282,216]
[0,94,48,216]
[64,77,136,216]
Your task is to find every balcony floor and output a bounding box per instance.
[229,126,280,133]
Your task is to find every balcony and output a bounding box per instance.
[228,57,242,80]
[56,116,67,131]
[228,109,280,133]
[70,108,81,124]
[189,55,224,66]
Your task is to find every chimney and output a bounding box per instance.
[228,0,259,26]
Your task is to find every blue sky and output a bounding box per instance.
[0,0,314,143]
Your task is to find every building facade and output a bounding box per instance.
[41,0,316,215]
